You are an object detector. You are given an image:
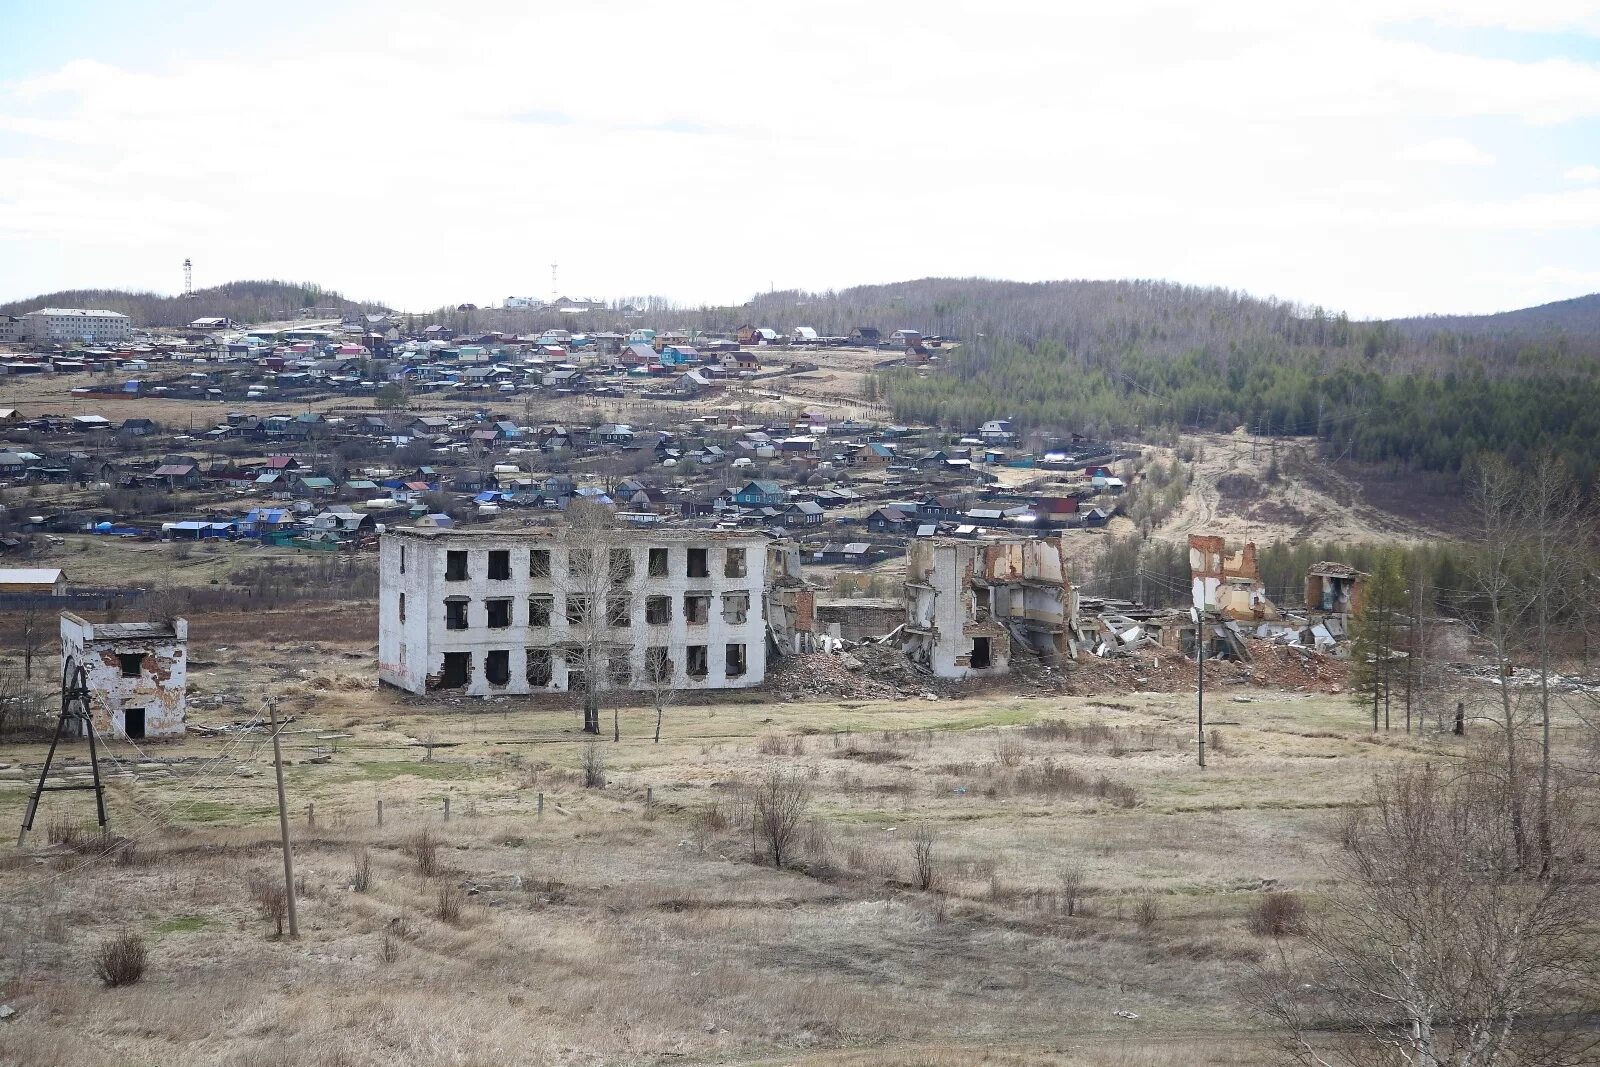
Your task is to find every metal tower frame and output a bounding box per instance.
[17,659,108,846]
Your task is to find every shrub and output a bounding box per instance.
[995,733,1024,767]
[757,733,786,755]
[435,884,464,924]
[1134,893,1161,933]
[911,824,940,891]
[412,830,440,877]
[753,770,811,868]
[350,848,372,892]
[1060,861,1087,917]
[582,742,606,789]
[93,930,147,987]
[1248,891,1304,937]
[249,876,288,937]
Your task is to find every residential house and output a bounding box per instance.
[848,326,882,344]
[734,480,786,508]
[782,500,825,527]
[594,423,636,445]
[978,419,1016,443]
[866,507,917,533]
[153,462,201,489]
[671,370,716,396]
[120,417,159,437]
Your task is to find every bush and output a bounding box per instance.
[994,733,1024,767]
[350,848,372,892]
[249,875,288,937]
[435,884,464,924]
[911,824,940,891]
[412,830,441,877]
[1134,893,1160,934]
[754,770,811,868]
[582,742,606,789]
[93,930,147,986]
[1248,891,1304,937]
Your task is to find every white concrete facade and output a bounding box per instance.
[22,308,132,344]
[59,613,188,739]
[379,526,772,697]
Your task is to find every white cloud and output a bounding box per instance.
[1564,164,1600,182]
[0,0,1596,317]
[1398,137,1497,165]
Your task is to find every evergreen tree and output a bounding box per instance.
[1350,549,1405,731]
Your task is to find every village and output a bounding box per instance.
[0,298,1582,1067]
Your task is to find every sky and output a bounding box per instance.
[2,0,1600,318]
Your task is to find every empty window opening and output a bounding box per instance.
[646,647,672,682]
[485,649,511,686]
[610,548,633,581]
[486,598,512,629]
[725,643,747,677]
[446,550,468,581]
[684,594,711,625]
[686,548,709,578]
[645,595,671,624]
[526,650,553,687]
[445,598,469,630]
[568,549,593,577]
[607,654,631,687]
[974,587,992,618]
[686,644,709,679]
[530,549,551,577]
[567,659,586,693]
[399,592,406,622]
[725,548,747,578]
[124,708,146,739]
[440,652,471,689]
[118,652,145,678]
[488,550,511,580]
[971,637,992,669]
[722,591,749,624]
[648,548,669,577]
[608,596,631,628]
[566,595,590,626]
[399,545,406,574]
[528,595,553,627]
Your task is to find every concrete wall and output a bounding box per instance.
[379,528,771,697]
[60,613,187,739]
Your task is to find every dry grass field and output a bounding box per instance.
[0,599,1516,1067]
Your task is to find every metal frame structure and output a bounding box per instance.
[17,658,108,846]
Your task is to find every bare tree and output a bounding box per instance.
[911,823,940,891]
[645,647,676,744]
[1256,762,1598,1067]
[560,500,631,736]
[18,596,47,682]
[753,770,810,868]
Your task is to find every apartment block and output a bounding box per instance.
[902,537,1076,678]
[379,526,772,697]
[21,308,132,344]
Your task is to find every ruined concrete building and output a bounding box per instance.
[902,537,1076,678]
[1305,561,1368,615]
[1189,534,1278,622]
[764,541,818,654]
[59,612,188,739]
[379,526,782,697]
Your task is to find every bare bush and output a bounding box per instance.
[350,848,372,893]
[1134,893,1160,934]
[757,733,787,755]
[435,884,465,924]
[582,742,606,789]
[753,770,811,868]
[93,930,147,987]
[248,876,288,938]
[1060,861,1087,917]
[994,732,1024,767]
[911,823,940,891]
[412,830,440,877]
[1247,891,1303,937]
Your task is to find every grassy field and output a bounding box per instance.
[0,599,1509,1066]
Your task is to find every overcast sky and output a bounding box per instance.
[2,0,1599,318]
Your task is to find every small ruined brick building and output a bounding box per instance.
[59,613,188,740]
[379,526,785,697]
[902,537,1077,679]
[1188,534,1278,622]
[1305,561,1368,615]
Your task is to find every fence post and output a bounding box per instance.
[443,796,450,821]
[646,786,653,808]
[537,792,544,818]
[376,798,384,827]
[306,801,315,829]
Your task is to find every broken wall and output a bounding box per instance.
[1189,534,1277,621]
[60,613,188,739]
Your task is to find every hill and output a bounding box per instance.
[0,280,388,328]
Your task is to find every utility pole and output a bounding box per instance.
[1192,607,1207,768]
[268,699,300,939]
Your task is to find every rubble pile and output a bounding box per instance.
[767,649,929,701]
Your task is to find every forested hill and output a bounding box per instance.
[0,281,387,327]
[811,277,1600,482]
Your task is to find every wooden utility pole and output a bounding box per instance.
[268,700,300,939]
[1192,608,1207,769]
